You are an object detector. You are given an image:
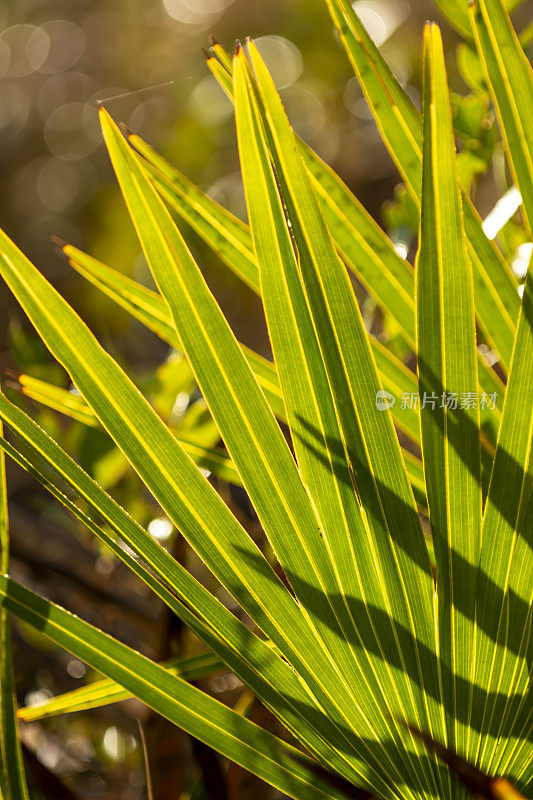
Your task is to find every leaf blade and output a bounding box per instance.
[416,23,482,760]
[100,110,420,791]
[0,226,380,781]
[18,653,224,721]
[62,243,286,419]
[0,422,30,800]
[12,373,242,485]
[324,0,520,369]
[202,44,504,442]
[0,395,363,784]
[242,39,447,798]
[470,0,533,233]
[0,576,358,800]
[470,257,533,780]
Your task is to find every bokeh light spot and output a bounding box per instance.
[351,0,409,47]
[281,81,327,140]
[0,84,30,133]
[27,26,50,71]
[254,36,303,89]
[512,242,532,280]
[163,0,234,25]
[66,659,87,679]
[2,24,41,77]
[37,72,98,121]
[148,516,173,541]
[191,74,233,123]
[39,20,86,73]
[37,158,80,212]
[44,102,100,160]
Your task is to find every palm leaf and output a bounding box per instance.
[9,373,241,485]
[469,0,533,233]
[236,40,449,798]
[323,0,520,369]
[0,391,360,781]
[0,227,318,683]
[103,108,371,674]
[73,127,503,458]
[431,0,527,38]
[18,653,223,721]
[0,9,530,798]
[8,373,100,427]
[469,255,532,784]
[0,422,30,800]
[9,369,428,507]
[63,240,432,450]
[60,242,286,419]
[416,23,482,765]
[405,724,528,800]
[0,258,375,791]
[0,575,355,800]
[202,43,504,444]
[128,136,258,292]
[133,123,417,351]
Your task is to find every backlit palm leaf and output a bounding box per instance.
[0,575,353,800]
[0,7,530,800]
[323,0,520,369]
[469,0,533,233]
[130,55,504,448]
[0,423,30,800]
[416,22,482,772]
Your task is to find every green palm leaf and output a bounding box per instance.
[133,123,417,351]
[0,391,359,781]
[60,242,286,418]
[0,228,306,667]
[469,0,533,233]
[128,135,258,292]
[0,575,355,800]
[18,653,224,721]
[416,23,483,769]
[10,367,427,507]
[0,423,30,800]
[0,7,530,798]
[99,109,397,750]
[431,0,527,38]
[141,46,504,448]
[323,0,520,369]
[469,254,532,783]
[0,229,376,785]
[10,373,241,484]
[62,240,430,451]
[235,41,446,799]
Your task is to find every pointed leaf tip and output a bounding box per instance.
[98,104,111,122]
[50,234,67,248]
[119,122,133,138]
[3,369,19,380]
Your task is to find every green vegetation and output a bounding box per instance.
[0,1,531,798]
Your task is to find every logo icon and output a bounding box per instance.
[375,390,395,411]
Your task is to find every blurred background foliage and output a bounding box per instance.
[0,0,532,798]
